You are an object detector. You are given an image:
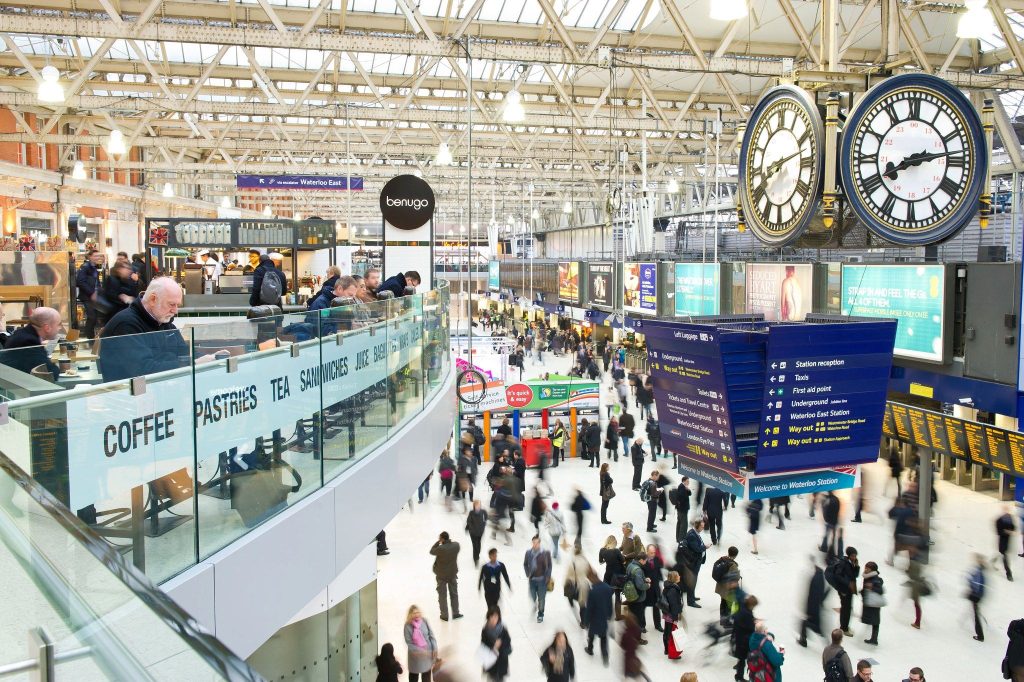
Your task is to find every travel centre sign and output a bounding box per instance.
[61,313,423,511]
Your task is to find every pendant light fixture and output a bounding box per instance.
[106,129,127,155]
[38,64,65,103]
[667,177,680,193]
[70,160,86,180]
[957,0,996,38]
[220,196,231,208]
[263,205,273,217]
[503,89,526,123]
[162,182,174,198]
[710,0,748,21]
[435,141,453,166]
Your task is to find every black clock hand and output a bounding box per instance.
[766,151,801,178]
[883,150,958,180]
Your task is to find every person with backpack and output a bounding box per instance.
[713,546,741,623]
[747,621,784,682]
[438,451,456,509]
[630,437,646,490]
[646,419,662,461]
[859,561,884,645]
[640,470,663,533]
[544,502,567,560]
[821,629,854,682]
[967,552,987,642]
[829,546,860,636]
[731,594,757,682]
[622,553,650,638]
[249,253,287,307]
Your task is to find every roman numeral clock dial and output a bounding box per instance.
[840,74,987,245]
[739,86,825,246]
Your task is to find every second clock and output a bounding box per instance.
[738,85,825,246]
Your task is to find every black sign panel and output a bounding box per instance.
[984,426,1013,473]
[943,416,970,461]
[963,421,991,467]
[589,262,614,308]
[379,174,435,230]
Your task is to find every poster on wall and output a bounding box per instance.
[674,263,720,317]
[624,262,657,314]
[488,261,500,291]
[558,262,579,303]
[745,263,813,321]
[840,264,946,363]
[589,262,614,308]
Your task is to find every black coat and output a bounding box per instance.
[585,422,602,448]
[662,580,683,620]
[587,580,614,636]
[99,298,190,381]
[540,645,575,682]
[1006,618,1024,669]
[806,566,827,624]
[249,259,287,306]
[377,272,408,297]
[0,325,58,379]
[834,557,860,595]
[312,275,339,306]
[466,508,488,537]
[102,273,137,316]
[76,260,99,301]
[674,484,692,514]
[732,607,756,659]
[481,625,512,677]
[643,555,664,606]
[599,547,625,584]
[703,486,728,517]
[619,413,635,437]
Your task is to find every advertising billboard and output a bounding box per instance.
[745,263,813,321]
[840,264,946,362]
[558,261,579,303]
[674,263,720,317]
[624,262,657,314]
[488,261,500,291]
[589,262,614,308]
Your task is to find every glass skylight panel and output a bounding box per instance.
[419,0,443,16]
[373,0,399,12]
[613,0,647,30]
[479,0,504,21]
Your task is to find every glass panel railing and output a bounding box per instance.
[0,281,452,585]
[0,451,259,681]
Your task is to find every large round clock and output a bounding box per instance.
[840,73,987,245]
[739,85,825,246]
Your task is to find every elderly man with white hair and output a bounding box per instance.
[0,306,62,379]
[100,277,218,381]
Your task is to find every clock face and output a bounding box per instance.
[841,74,987,245]
[739,86,824,245]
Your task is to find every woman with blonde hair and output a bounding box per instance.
[403,605,438,682]
[679,673,699,682]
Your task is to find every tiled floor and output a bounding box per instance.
[376,347,1021,681]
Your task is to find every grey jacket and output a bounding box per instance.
[403,619,437,674]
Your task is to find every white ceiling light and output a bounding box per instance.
[38,65,64,103]
[460,224,467,234]
[106,129,127,155]
[563,200,572,214]
[710,0,748,21]
[162,182,174,198]
[503,89,526,123]
[70,160,86,180]
[667,178,680,193]
[531,209,539,220]
[263,205,273,217]
[220,196,231,208]
[294,211,303,221]
[957,0,996,38]
[435,141,452,166]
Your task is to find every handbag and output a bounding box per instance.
[671,625,687,650]
[863,590,887,608]
[602,484,617,501]
[476,644,497,671]
[547,577,555,592]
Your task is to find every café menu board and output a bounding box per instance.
[754,320,897,474]
[882,402,1024,476]
[641,320,740,473]
[150,218,336,248]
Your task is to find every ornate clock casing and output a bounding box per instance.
[840,73,987,245]
[738,85,825,246]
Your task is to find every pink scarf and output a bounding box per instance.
[410,618,428,649]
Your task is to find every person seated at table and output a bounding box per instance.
[377,270,420,298]
[100,277,219,381]
[308,265,341,308]
[0,307,62,380]
[309,276,357,312]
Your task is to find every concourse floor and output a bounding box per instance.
[377,349,1021,681]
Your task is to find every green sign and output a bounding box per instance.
[521,380,600,410]
[841,264,945,362]
[674,263,720,317]
[488,261,500,290]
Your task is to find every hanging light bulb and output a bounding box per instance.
[294,211,304,221]
[220,196,231,208]
[106,129,127,155]
[562,200,572,214]
[162,182,174,198]
[435,141,453,166]
[667,178,680,193]
[71,160,86,180]
[710,0,748,21]
[503,89,526,123]
[531,209,539,220]
[37,65,65,103]
[263,205,273,217]
[957,0,996,38]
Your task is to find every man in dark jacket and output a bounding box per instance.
[1005,618,1024,681]
[619,410,635,460]
[677,517,707,607]
[834,546,860,636]
[673,477,692,543]
[630,437,646,490]
[76,249,103,338]
[248,254,288,307]
[308,265,340,308]
[703,485,729,546]
[0,307,62,379]
[646,420,662,461]
[429,531,462,621]
[798,555,828,647]
[100,278,217,381]
[585,577,614,665]
[821,490,842,555]
[584,419,603,466]
[731,595,757,680]
[308,276,357,312]
[377,270,421,297]
[465,500,488,565]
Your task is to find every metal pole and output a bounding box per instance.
[714,108,721,264]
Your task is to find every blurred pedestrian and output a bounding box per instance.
[403,606,438,682]
[620,611,653,681]
[746,498,763,554]
[480,605,512,681]
[585,571,613,665]
[374,642,403,682]
[798,555,827,647]
[540,631,575,682]
[967,553,987,642]
[731,594,757,682]
[466,500,488,565]
[599,463,614,524]
[478,548,511,609]
[545,501,567,560]
[1004,618,1024,682]
[566,547,592,627]
[996,504,1016,581]
[747,621,784,682]
[661,570,684,660]
[860,561,885,645]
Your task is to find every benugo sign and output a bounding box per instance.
[63,313,423,510]
[379,174,435,230]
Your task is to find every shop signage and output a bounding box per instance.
[624,262,657,314]
[505,383,534,409]
[745,263,812,321]
[558,262,579,303]
[674,263,720,317]
[840,264,946,363]
[149,218,335,248]
[236,174,364,191]
[488,261,500,290]
[379,174,435,230]
[588,262,614,307]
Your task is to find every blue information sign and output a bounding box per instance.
[676,457,747,498]
[754,322,897,473]
[747,466,859,500]
[643,321,740,472]
[236,174,364,190]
